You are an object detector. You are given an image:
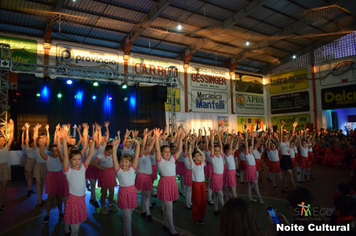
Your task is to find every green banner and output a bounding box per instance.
[0,35,37,65]
[271,114,310,131]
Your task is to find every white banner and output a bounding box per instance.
[319,60,356,86]
[190,67,228,90]
[191,90,228,113]
[236,93,264,115]
[133,56,179,77]
[56,44,119,72]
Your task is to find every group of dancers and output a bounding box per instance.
[0,119,323,236]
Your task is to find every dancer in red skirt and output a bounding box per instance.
[112,133,140,236]
[183,133,193,209]
[203,128,214,205]
[62,124,94,236]
[252,132,266,192]
[223,133,239,202]
[298,139,313,183]
[154,128,185,236]
[267,138,282,188]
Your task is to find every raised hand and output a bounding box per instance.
[25,123,30,129]
[293,121,298,128]
[45,124,49,130]
[104,121,110,128]
[281,120,286,126]
[22,126,26,131]
[76,124,82,132]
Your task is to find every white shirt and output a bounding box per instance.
[294,146,298,154]
[149,153,156,165]
[177,152,184,162]
[97,143,107,155]
[26,147,37,158]
[307,143,313,152]
[0,146,9,164]
[245,153,256,166]
[279,141,291,156]
[204,150,212,163]
[211,154,224,174]
[157,155,176,177]
[85,147,99,164]
[183,155,192,170]
[45,154,63,172]
[300,146,309,157]
[35,148,46,163]
[290,148,295,158]
[137,154,152,175]
[96,153,114,168]
[239,152,246,161]
[252,149,261,160]
[116,166,135,187]
[225,154,236,170]
[191,161,206,182]
[64,164,87,196]
[22,144,27,155]
[268,150,279,162]
[121,145,133,156]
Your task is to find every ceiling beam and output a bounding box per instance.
[178,0,269,64]
[120,0,171,54]
[41,0,66,43]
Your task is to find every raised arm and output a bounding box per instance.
[289,121,298,142]
[25,123,30,148]
[210,128,214,152]
[184,132,190,157]
[61,127,69,170]
[196,141,205,163]
[175,129,185,159]
[84,129,95,167]
[39,136,48,160]
[188,141,193,165]
[122,129,131,146]
[131,138,140,169]
[75,124,82,148]
[154,128,163,161]
[140,129,148,156]
[33,124,41,150]
[112,138,120,172]
[146,131,155,154]
[217,130,223,155]
[21,126,26,146]
[280,120,285,142]
[104,121,110,144]
[45,124,50,149]
[80,123,89,157]
[245,131,249,151]
[2,119,14,149]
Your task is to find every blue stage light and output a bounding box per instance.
[92,95,97,100]
[66,79,73,85]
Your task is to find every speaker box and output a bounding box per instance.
[11,165,25,182]
[152,86,167,102]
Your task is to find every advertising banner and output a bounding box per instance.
[237,117,265,132]
[191,90,227,113]
[236,93,264,115]
[235,73,263,94]
[271,91,310,114]
[165,88,181,111]
[269,68,309,94]
[318,60,356,86]
[56,44,119,73]
[0,35,37,65]
[133,56,179,77]
[321,84,356,110]
[190,67,228,90]
[271,114,311,131]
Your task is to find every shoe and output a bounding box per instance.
[147,215,153,221]
[214,210,221,215]
[173,200,177,203]
[163,225,169,230]
[208,200,214,205]
[30,189,35,194]
[307,179,313,182]
[100,207,108,215]
[150,205,154,209]
[1,205,5,210]
[94,201,100,208]
[240,181,244,184]
[282,188,288,193]
[43,215,50,224]
[195,219,205,224]
[141,212,146,217]
[297,181,302,185]
[186,206,192,210]
[249,198,257,203]
[27,191,31,197]
[201,217,205,222]
[267,177,272,181]
[151,202,156,206]
[152,194,157,198]
[259,199,265,205]
[169,231,179,236]
[108,204,117,212]
[273,185,277,188]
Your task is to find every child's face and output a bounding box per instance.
[198,143,204,150]
[50,147,58,158]
[171,146,177,154]
[271,143,276,150]
[70,154,82,169]
[162,147,171,160]
[120,158,131,170]
[290,142,295,148]
[0,137,5,147]
[214,146,220,156]
[194,153,203,162]
[302,141,307,147]
[70,138,76,145]
[124,140,130,147]
[104,149,113,156]
[248,146,253,154]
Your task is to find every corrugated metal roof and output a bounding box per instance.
[196,3,234,21]
[53,22,92,36]
[66,0,108,16]
[248,7,275,21]
[103,5,145,23]
[190,57,203,63]
[252,22,281,35]
[198,58,224,66]
[51,32,86,43]
[264,13,295,29]
[194,50,229,61]
[236,17,261,29]
[89,28,126,42]
[134,37,161,48]
[171,0,204,13]
[100,0,156,12]
[0,23,43,36]
[184,13,221,28]
[205,0,250,13]
[1,0,53,12]
[235,65,255,72]
[155,41,186,52]
[0,10,45,29]
[147,49,179,58]
[278,3,305,19]
[83,37,120,48]
[131,45,152,54]
[62,9,100,25]
[95,18,135,32]
[264,0,290,12]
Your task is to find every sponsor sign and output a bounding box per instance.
[236,94,264,115]
[190,67,228,90]
[235,73,263,94]
[191,90,227,113]
[165,88,181,112]
[269,68,309,94]
[237,117,265,132]
[133,56,179,77]
[321,84,356,110]
[0,35,37,66]
[56,44,119,72]
[271,91,310,114]
[271,114,310,131]
[319,60,356,86]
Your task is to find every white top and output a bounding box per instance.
[35,148,47,163]
[294,146,298,154]
[268,150,280,162]
[300,146,309,157]
[245,153,256,166]
[157,155,176,177]
[225,154,236,170]
[252,149,261,160]
[0,146,9,164]
[26,147,37,158]
[239,152,246,161]
[183,155,192,170]
[97,143,107,155]
[64,163,88,196]
[279,141,291,156]
[177,152,184,162]
[211,154,224,174]
[137,154,152,175]
[45,154,63,172]
[307,143,313,152]
[290,148,295,158]
[96,153,114,168]
[191,161,206,182]
[22,144,27,155]
[204,150,212,163]
[85,147,99,164]
[149,153,156,165]
[121,145,133,156]
[116,166,135,187]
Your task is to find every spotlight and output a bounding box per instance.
[66,79,73,85]
[36,93,41,97]
[92,95,97,100]
[57,93,62,98]
[109,96,112,100]
[124,97,128,101]
[292,55,296,59]
[177,24,182,30]
[74,95,78,99]
[122,83,127,89]
[93,81,99,87]
[245,41,250,46]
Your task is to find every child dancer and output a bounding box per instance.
[183,133,193,209]
[188,138,206,224]
[121,129,134,156]
[154,128,184,236]
[267,138,282,188]
[112,133,140,236]
[176,144,186,197]
[203,128,214,205]
[24,123,37,197]
[244,131,264,204]
[223,133,238,202]
[62,124,94,236]
[298,138,313,183]
[136,129,154,221]
[21,126,28,184]
[0,119,13,213]
[209,129,225,215]
[238,142,247,184]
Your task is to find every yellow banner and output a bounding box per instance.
[237,116,265,132]
[269,68,308,94]
[165,88,181,112]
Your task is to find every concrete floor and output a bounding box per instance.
[0,164,350,236]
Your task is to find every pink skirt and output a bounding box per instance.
[62,174,69,197]
[245,165,257,182]
[255,159,263,171]
[135,173,153,191]
[210,173,223,192]
[64,194,87,224]
[176,162,186,176]
[291,158,296,168]
[157,176,179,201]
[85,165,99,179]
[34,163,47,179]
[0,163,10,182]
[301,156,311,169]
[151,164,157,181]
[117,185,139,209]
[207,162,213,178]
[224,169,237,187]
[295,153,301,167]
[98,167,117,188]
[45,171,64,196]
[269,161,281,173]
[238,160,246,171]
[184,169,192,187]
[308,151,315,162]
